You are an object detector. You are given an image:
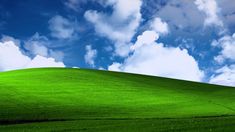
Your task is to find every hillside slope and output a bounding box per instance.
[0,68,235,131]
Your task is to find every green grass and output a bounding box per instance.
[0,68,235,131]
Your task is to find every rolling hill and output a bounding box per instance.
[0,68,235,131]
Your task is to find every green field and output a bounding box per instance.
[0,68,235,131]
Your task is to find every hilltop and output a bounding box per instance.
[0,68,234,131]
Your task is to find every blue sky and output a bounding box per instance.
[0,0,235,86]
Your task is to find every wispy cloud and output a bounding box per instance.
[48,15,75,39]
[84,45,97,67]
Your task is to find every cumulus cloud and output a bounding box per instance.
[84,45,97,66]
[150,17,169,35]
[108,62,122,71]
[0,39,65,71]
[84,0,142,57]
[26,55,65,68]
[109,24,204,81]
[210,65,235,87]
[130,30,158,51]
[213,33,235,63]
[0,41,31,71]
[49,15,75,39]
[194,0,223,27]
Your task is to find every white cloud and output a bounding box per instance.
[26,55,65,68]
[195,0,223,27]
[109,30,204,82]
[84,0,142,57]
[130,30,158,51]
[209,65,235,87]
[210,33,235,87]
[108,62,122,71]
[150,17,169,34]
[0,41,31,71]
[48,15,75,39]
[214,55,224,64]
[114,42,132,57]
[213,33,235,63]
[0,39,65,71]
[84,45,97,66]
[98,67,105,70]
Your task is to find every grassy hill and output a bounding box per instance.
[0,68,235,131]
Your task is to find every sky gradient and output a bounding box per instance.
[0,0,235,86]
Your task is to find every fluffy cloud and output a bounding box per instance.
[108,62,122,71]
[0,41,31,71]
[0,39,65,71]
[213,33,235,63]
[84,45,97,66]
[194,0,223,27]
[84,0,142,57]
[130,30,158,50]
[109,28,204,81]
[49,15,75,39]
[209,65,235,87]
[26,55,65,68]
[150,17,169,34]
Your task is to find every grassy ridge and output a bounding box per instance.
[0,68,235,131]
